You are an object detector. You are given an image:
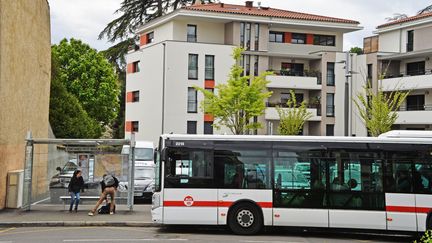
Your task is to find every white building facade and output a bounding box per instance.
[125,1,362,144]
[353,12,432,136]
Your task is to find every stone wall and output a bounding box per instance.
[0,0,51,209]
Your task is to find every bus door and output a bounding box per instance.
[163,146,218,225]
[413,162,432,232]
[328,158,386,230]
[273,156,329,228]
[214,143,273,226]
[384,161,417,231]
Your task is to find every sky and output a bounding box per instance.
[50,0,431,51]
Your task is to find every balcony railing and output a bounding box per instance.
[383,69,432,79]
[266,102,321,115]
[268,69,322,84]
[398,104,432,111]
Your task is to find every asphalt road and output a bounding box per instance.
[0,226,415,243]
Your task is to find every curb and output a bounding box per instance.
[0,221,158,227]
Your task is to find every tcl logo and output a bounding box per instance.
[184,196,194,207]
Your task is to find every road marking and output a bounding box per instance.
[64,239,188,242]
[240,241,303,243]
[31,197,50,205]
[0,227,15,234]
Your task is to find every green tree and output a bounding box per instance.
[195,47,272,135]
[49,54,102,138]
[354,82,409,137]
[51,39,120,129]
[349,47,363,55]
[276,90,313,135]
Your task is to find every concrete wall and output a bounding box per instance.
[0,0,51,209]
[172,20,225,44]
[378,31,401,53]
[414,25,432,51]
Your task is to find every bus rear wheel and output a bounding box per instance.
[228,203,263,235]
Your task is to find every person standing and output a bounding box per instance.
[88,174,119,216]
[68,170,84,212]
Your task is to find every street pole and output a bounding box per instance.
[127,133,136,211]
[344,52,351,137]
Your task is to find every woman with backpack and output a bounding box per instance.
[88,174,119,216]
[68,170,84,212]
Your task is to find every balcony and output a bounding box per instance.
[381,70,432,91]
[394,105,432,124]
[264,103,321,121]
[267,70,322,90]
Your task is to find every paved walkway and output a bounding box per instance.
[0,204,154,227]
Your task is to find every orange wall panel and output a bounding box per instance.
[125,121,132,132]
[126,92,133,103]
[204,114,214,122]
[140,34,148,46]
[284,32,292,43]
[205,80,215,89]
[306,34,314,45]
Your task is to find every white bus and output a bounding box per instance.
[152,133,432,235]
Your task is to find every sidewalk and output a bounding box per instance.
[0,204,155,227]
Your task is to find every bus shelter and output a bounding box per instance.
[21,131,137,211]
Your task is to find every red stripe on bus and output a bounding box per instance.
[164,201,218,207]
[386,206,432,213]
[163,201,272,208]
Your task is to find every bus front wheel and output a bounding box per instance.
[228,202,263,235]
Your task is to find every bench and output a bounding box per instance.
[59,196,128,210]
[60,196,100,210]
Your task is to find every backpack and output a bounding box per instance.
[97,203,115,214]
[103,175,115,187]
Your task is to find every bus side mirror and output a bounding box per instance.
[161,148,167,162]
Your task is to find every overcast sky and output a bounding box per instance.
[50,0,431,51]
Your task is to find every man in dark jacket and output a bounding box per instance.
[88,174,119,216]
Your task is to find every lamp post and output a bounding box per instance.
[344,52,352,137]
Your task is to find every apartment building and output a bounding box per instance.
[353,12,432,136]
[125,1,361,143]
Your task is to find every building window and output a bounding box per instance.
[327,62,335,86]
[243,55,251,76]
[326,93,335,117]
[313,35,335,46]
[406,95,425,111]
[407,30,414,52]
[132,121,139,132]
[254,24,260,50]
[187,121,197,134]
[205,55,214,80]
[147,32,154,44]
[326,124,334,136]
[187,25,197,42]
[187,87,197,113]
[204,121,213,134]
[132,61,140,73]
[188,54,198,79]
[205,88,214,93]
[240,22,245,47]
[132,91,139,102]
[291,33,306,44]
[406,61,425,76]
[245,23,251,50]
[269,31,284,43]
[367,64,373,82]
[253,56,259,76]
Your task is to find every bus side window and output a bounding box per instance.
[414,163,432,193]
[393,162,413,193]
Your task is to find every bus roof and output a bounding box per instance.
[161,133,432,145]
